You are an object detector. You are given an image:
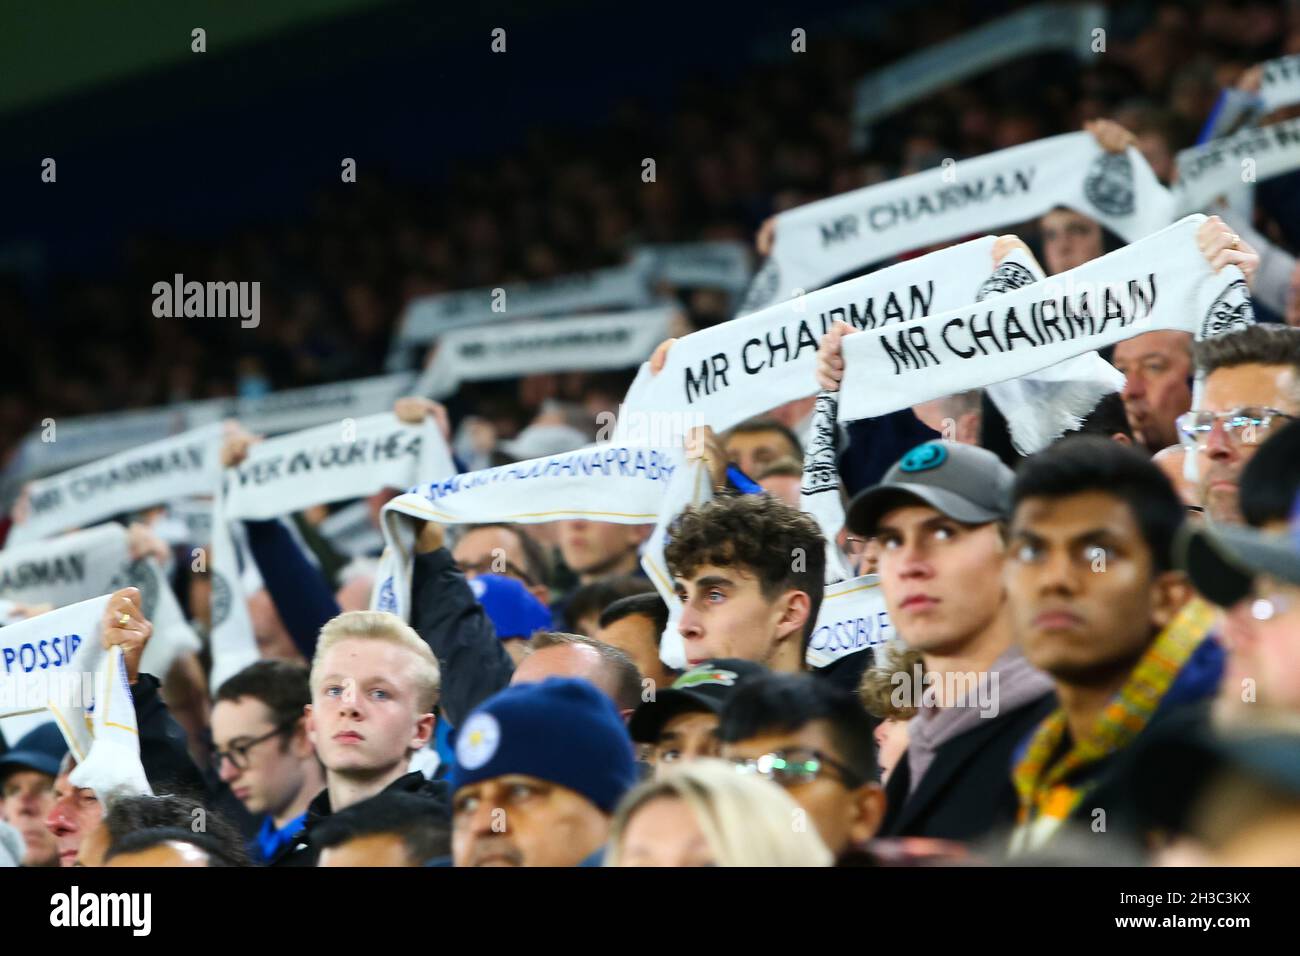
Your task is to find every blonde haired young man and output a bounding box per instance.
[280,611,448,866]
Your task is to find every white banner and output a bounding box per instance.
[639,458,713,672]
[415,307,675,398]
[5,374,416,490]
[372,443,679,620]
[837,216,1252,423]
[1260,54,1300,115]
[852,3,1105,130]
[8,424,224,548]
[741,132,1172,314]
[622,238,1023,437]
[632,241,753,292]
[0,595,108,726]
[0,524,200,678]
[1173,117,1300,215]
[806,575,893,669]
[395,264,655,348]
[68,646,151,800]
[799,391,853,584]
[208,413,451,691]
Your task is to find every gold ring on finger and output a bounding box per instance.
[118,612,131,627]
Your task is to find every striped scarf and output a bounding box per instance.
[1009,598,1216,853]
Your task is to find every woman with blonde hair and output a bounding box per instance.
[605,759,832,867]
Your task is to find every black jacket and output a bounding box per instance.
[411,548,515,728]
[275,771,451,867]
[134,672,207,799]
[881,691,1056,842]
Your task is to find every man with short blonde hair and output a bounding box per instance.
[282,611,449,866]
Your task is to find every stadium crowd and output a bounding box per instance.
[3,0,1300,869]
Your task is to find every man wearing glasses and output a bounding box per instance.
[1178,419,1300,725]
[1181,324,1300,525]
[211,661,324,865]
[717,673,885,860]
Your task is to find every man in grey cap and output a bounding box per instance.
[845,440,1055,843]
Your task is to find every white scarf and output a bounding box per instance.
[1173,117,1300,215]
[799,390,854,584]
[631,241,753,292]
[639,458,713,671]
[837,215,1253,423]
[1,594,109,766]
[395,263,654,349]
[7,424,224,548]
[1260,54,1300,114]
[805,575,894,669]
[621,238,1120,454]
[372,443,684,620]
[0,523,200,680]
[209,413,450,691]
[851,3,1105,130]
[68,646,152,801]
[415,307,675,398]
[741,132,1171,314]
[621,238,1027,438]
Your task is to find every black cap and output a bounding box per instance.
[628,659,769,744]
[1177,522,1300,609]
[846,440,1014,536]
[0,722,67,783]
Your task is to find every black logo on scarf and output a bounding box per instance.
[1084,152,1135,217]
[739,258,781,313]
[210,571,232,630]
[975,261,1037,302]
[800,392,840,497]
[1201,279,1255,339]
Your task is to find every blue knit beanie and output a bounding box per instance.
[448,677,638,814]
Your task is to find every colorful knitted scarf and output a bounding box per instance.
[1009,597,1216,854]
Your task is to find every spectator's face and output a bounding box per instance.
[597,613,676,690]
[1195,364,1300,524]
[1218,561,1300,716]
[452,775,609,867]
[319,833,417,867]
[307,639,433,777]
[651,711,720,774]
[1113,331,1193,451]
[1040,209,1103,275]
[616,796,715,866]
[106,841,210,867]
[45,767,102,867]
[1007,491,1181,683]
[1,769,58,866]
[875,506,1006,655]
[557,520,646,580]
[758,474,802,508]
[212,696,311,818]
[675,563,802,667]
[454,528,530,588]
[725,429,799,478]
[722,720,884,855]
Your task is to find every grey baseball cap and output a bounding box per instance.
[846,440,1015,535]
[1177,521,1300,609]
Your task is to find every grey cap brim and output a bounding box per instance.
[1177,523,1300,608]
[846,483,1004,536]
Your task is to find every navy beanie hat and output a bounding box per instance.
[448,677,638,814]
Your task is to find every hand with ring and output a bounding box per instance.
[101,587,153,686]
[1197,215,1259,288]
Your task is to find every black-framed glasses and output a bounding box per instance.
[454,556,536,588]
[730,748,864,790]
[1175,407,1296,449]
[213,723,294,772]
